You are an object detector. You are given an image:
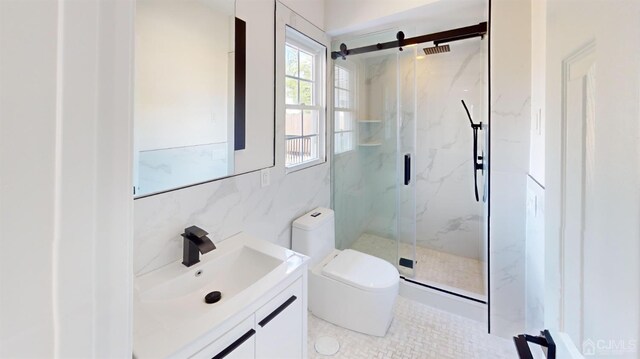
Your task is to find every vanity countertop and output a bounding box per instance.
[133,232,308,358]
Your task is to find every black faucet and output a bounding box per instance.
[181,226,216,267]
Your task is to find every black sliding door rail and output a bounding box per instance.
[331,22,487,60]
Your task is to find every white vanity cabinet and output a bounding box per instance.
[255,277,304,359]
[133,234,309,359]
[192,316,256,359]
[190,277,305,359]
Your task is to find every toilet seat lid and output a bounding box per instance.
[321,249,399,292]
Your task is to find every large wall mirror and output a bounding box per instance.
[134,0,274,198]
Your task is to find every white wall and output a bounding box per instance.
[133,0,330,275]
[545,0,640,356]
[489,0,531,338]
[325,0,439,34]
[0,0,134,356]
[279,0,325,30]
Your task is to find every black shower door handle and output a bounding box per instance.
[404,154,411,186]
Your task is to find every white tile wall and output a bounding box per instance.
[489,0,532,337]
[414,39,486,260]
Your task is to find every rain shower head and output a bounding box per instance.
[423,44,450,55]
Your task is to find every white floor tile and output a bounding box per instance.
[308,296,516,359]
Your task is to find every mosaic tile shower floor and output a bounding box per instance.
[351,233,485,296]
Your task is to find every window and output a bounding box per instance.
[334,64,355,154]
[285,27,326,169]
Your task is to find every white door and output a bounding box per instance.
[545,0,640,357]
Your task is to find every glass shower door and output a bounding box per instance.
[332,34,417,275]
[397,46,417,277]
[333,23,489,302]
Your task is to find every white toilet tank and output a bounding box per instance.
[292,208,335,266]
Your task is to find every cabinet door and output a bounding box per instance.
[191,315,255,359]
[255,278,303,359]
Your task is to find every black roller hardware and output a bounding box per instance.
[258,295,297,328]
[331,22,487,60]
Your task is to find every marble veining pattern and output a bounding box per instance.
[134,157,331,276]
[489,0,531,337]
[308,296,515,358]
[414,40,486,260]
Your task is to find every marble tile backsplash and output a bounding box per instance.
[134,162,330,276]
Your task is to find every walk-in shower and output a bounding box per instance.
[331,15,489,304]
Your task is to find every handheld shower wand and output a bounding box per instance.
[461,100,484,202]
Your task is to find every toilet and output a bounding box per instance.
[292,207,399,337]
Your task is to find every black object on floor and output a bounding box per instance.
[513,329,556,359]
[399,257,414,269]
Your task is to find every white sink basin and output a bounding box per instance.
[133,232,308,359]
[139,246,281,302]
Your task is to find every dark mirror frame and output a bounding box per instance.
[234,17,246,150]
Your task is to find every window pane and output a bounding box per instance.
[286,137,303,166]
[285,109,302,137]
[299,80,313,105]
[286,46,298,77]
[299,51,313,80]
[335,111,352,131]
[286,78,298,105]
[335,88,349,108]
[341,132,349,153]
[335,66,349,89]
[334,132,353,154]
[304,135,318,162]
[303,110,319,136]
[334,133,342,154]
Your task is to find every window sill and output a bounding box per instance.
[285,158,326,174]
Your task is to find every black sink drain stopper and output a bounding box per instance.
[205,291,222,304]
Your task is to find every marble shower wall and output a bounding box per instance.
[414,39,486,260]
[489,0,531,338]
